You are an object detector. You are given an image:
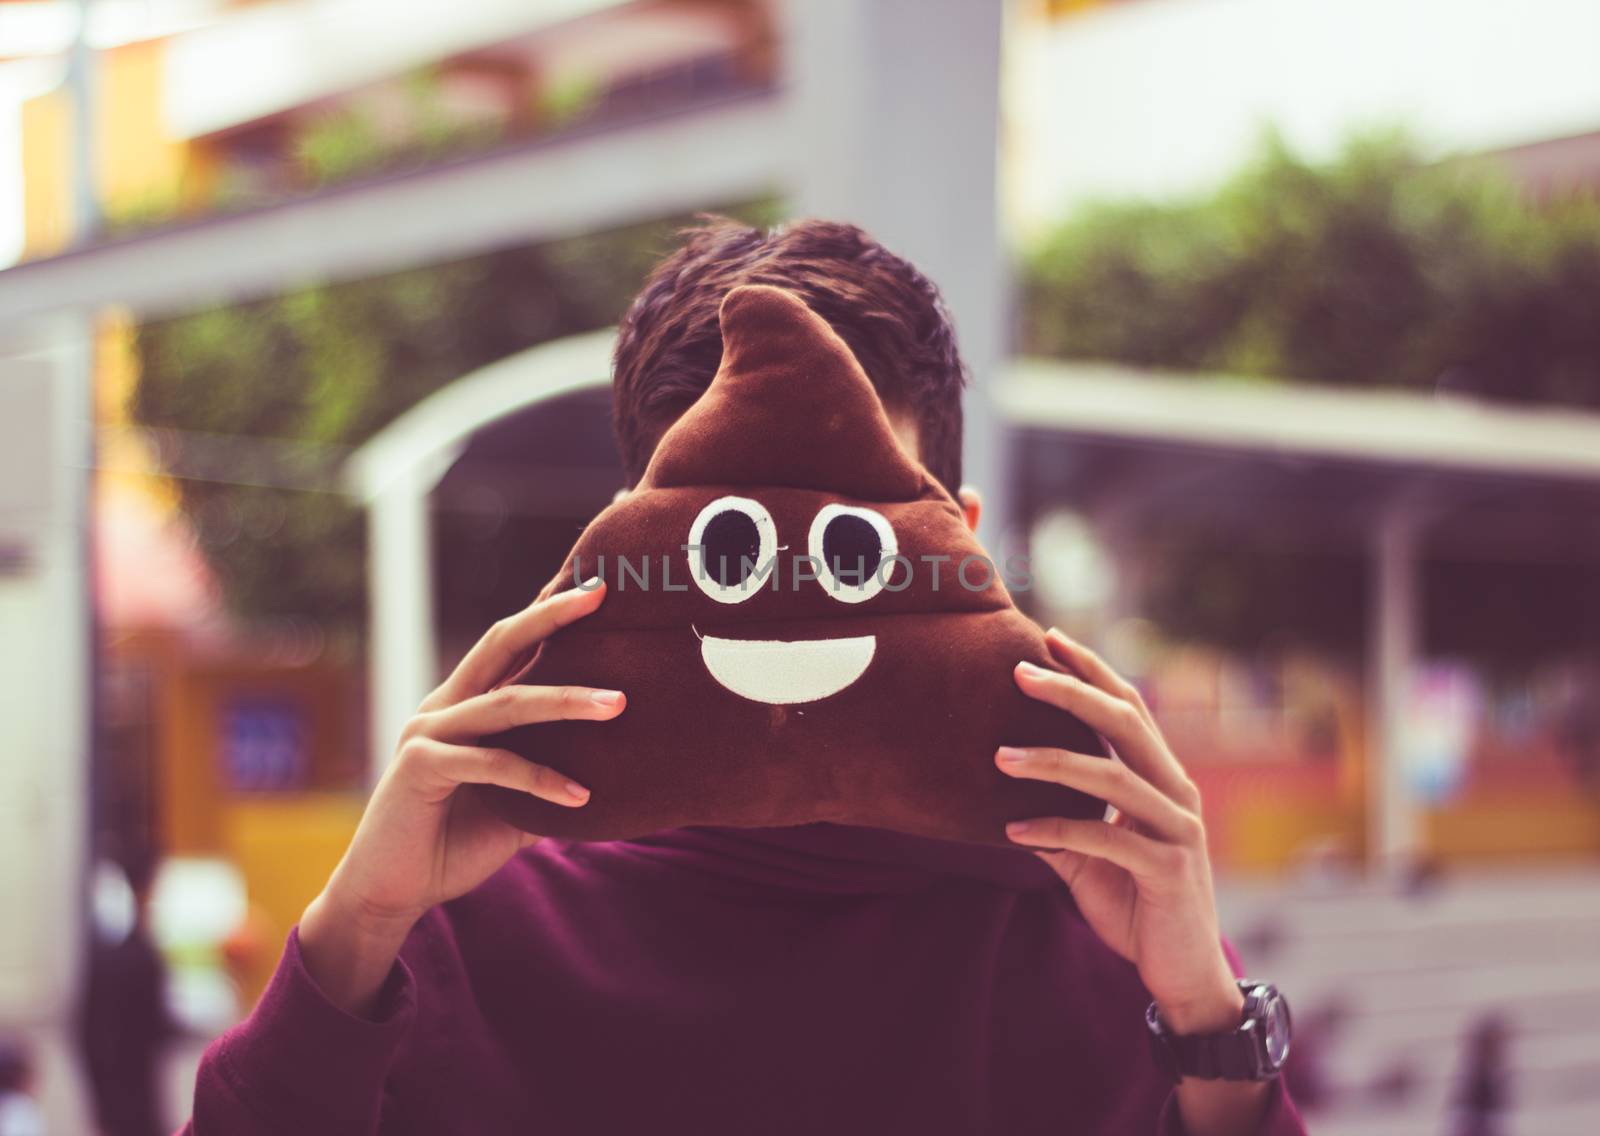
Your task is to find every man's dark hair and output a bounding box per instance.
[612,217,968,493]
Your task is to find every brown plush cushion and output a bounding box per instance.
[481,285,1108,844]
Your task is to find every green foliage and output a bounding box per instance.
[1023,131,1600,656]
[131,205,779,647]
[537,70,604,131]
[293,103,392,187]
[294,68,508,188]
[1022,129,1600,406]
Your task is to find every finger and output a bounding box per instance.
[1037,633,1202,812]
[1043,628,1154,728]
[426,579,606,708]
[996,747,1200,844]
[1005,817,1178,879]
[420,683,625,742]
[399,736,590,806]
[1013,662,1194,806]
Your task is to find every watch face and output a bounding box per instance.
[1263,994,1292,1068]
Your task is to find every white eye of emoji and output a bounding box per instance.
[687,495,776,604]
[808,504,897,604]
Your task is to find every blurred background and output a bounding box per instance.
[1,0,1598,1133]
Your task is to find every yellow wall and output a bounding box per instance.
[96,40,189,221]
[20,38,190,258]
[225,796,365,1001]
[1228,799,1367,874]
[20,90,72,257]
[106,630,365,1002]
[152,654,362,853]
[1427,794,1600,863]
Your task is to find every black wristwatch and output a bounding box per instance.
[1145,981,1292,1082]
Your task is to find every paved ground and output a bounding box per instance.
[1218,866,1600,1136]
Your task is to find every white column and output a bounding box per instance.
[367,464,441,780]
[1367,502,1422,871]
[0,316,95,1134]
[782,0,1010,551]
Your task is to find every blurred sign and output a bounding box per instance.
[220,698,308,791]
[1405,664,1483,805]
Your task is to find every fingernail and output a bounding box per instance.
[579,576,603,592]
[1016,661,1046,678]
[997,746,1027,764]
[1007,821,1032,836]
[565,781,590,801]
[590,690,623,707]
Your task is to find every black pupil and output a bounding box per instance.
[823,515,883,587]
[701,510,761,588]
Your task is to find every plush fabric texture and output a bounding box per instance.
[482,285,1107,843]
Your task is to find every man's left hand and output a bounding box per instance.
[999,628,1243,1036]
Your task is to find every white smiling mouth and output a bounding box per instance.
[699,634,876,705]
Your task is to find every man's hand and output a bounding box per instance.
[300,580,623,1015]
[1000,628,1272,1135]
[999,627,1237,1029]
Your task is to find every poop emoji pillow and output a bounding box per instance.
[481,285,1109,845]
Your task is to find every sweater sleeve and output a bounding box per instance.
[1154,937,1307,1136]
[178,927,416,1136]
[1157,1078,1306,1136]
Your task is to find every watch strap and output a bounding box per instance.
[1146,981,1283,1082]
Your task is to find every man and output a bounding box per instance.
[183,219,1305,1135]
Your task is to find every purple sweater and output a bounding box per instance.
[182,825,1305,1135]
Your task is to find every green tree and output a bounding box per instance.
[1022,129,1600,406]
[132,207,777,650]
[1021,131,1600,656]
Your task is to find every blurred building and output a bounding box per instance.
[1,2,1003,1128]
[1007,0,1600,230]
[2,1,1600,1132]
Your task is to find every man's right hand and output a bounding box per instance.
[300,579,623,1015]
